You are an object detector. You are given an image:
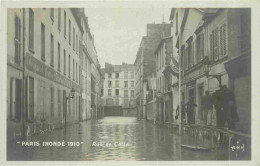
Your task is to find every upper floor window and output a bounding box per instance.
[124,90,128,97]
[41,23,45,61]
[131,90,134,97]
[131,81,134,88]
[58,8,61,31]
[29,8,34,51]
[14,15,21,65]
[196,33,204,64]
[64,11,66,37]
[115,89,119,96]
[115,80,119,87]
[124,81,128,88]
[108,80,112,88]
[108,73,112,78]
[73,27,75,50]
[69,20,71,44]
[64,49,66,75]
[210,22,227,62]
[58,42,60,71]
[50,34,54,67]
[124,71,128,79]
[108,89,111,96]
[50,8,54,21]
[175,13,178,35]
[116,73,119,78]
[130,72,134,79]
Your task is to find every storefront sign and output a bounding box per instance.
[26,53,80,92]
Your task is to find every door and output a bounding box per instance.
[15,79,22,122]
[28,77,34,121]
[63,90,67,126]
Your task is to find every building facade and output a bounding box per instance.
[134,23,171,120]
[7,8,102,143]
[101,63,136,116]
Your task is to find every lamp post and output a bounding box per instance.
[202,56,223,88]
[65,88,75,128]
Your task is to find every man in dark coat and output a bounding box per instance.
[185,97,197,125]
[202,91,213,125]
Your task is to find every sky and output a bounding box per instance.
[84,8,171,68]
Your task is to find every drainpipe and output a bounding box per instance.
[22,8,26,140]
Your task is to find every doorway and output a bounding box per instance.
[63,90,67,127]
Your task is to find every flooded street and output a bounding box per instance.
[8,117,223,161]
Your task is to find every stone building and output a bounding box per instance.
[7,8,102,142]
[80,13,102,120]
[134,23,171,120]
[170,8,251,133]
[101,63,136,116]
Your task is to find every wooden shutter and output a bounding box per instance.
[219,25,223,58]
[223,23,227,56]
[214,28,219,61]
[200,33,204,61]
[194,38,197,65]
[191,42,194,67]
[210,33,214,62]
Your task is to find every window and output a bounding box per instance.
[58,43,60,71]
[68,54,71,78]
[116,73,119,78]
[108,80,112,88]
[130,72,134,79]
[58,8,61,30]
[124,90,128,97]
[108,73,112,78]
[187,43,192,68]
[73,27,75,50]
[69,20,71,44]
[196,33,204,63]
[76,35,78,54]
[131,81,134,87]
[41,23,45,61]
[115,80,119,87]
[79,65,80,83]
[58,89,61,118]
[50,34,54,67]
[50,8,54,21]
[131,90,134,97]
[101,89,104,96]
[124,81,128,88]
[124,71,128,79]
[108,89,111,96]
[73,59,75,80]
[176,13,178,35]
[50,87,54,118]
[14,15,21,65]
[210,23,227,62]
[29,8,34,51]
[76,63,78,82]
[64,11,66,37]
[64,49,66,75]
[115,89,119,96]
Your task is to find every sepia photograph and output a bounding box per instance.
[2,1,257,163]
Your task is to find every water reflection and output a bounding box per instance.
[7,116,224,161]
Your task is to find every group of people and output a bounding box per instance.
[175,85,239,129]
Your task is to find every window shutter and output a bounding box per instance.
[194,38,197,65]
[185,47,188,70]
[210,33,214,62]
[191,42,194,66]
[214,28,219,61]
[219,25,223,58]
[200,33,204,61]
[223,23,227,56]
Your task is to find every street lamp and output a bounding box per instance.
[66,88,75,101]
[202,56,223,87]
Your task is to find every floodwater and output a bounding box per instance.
[7,116,224,161]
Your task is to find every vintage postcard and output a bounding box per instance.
[1,0,260,165]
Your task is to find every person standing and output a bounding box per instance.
[201,91,213,125]
[186,97,197,125]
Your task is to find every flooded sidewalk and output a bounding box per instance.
[8,116,227,161]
